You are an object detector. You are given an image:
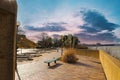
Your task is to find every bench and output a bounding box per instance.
[44,57,59,66]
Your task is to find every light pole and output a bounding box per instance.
[20,37,23,54]
[16,21,20,50]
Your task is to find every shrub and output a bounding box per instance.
[62,48,78,63]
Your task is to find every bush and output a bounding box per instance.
[62,48,78,63]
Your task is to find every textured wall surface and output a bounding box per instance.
[100,50,120,80]
[77,49,99,59]
[0,0,17,80]
[77,49,120,80]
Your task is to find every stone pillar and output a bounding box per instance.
[0,0,17,80]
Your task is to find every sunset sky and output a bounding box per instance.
[17,0,120,44]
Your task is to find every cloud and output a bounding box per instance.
[78,9,119,31]
[73,9,120,43]
[23,8,120,44]
[75,32,116,44]
[97,30,109,34]
[113,28,120,38]
[23,11,85,40]
[80,25,99,33]
[24,22,66,32]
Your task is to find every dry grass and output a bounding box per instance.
[62,48,78,63]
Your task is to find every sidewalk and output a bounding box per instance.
[15,50,106,80]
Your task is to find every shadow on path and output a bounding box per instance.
[49,63,63,69]
[90,60,101,64]
[75,62,94,68]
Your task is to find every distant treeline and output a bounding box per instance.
[37,33,80,48]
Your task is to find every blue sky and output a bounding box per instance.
[17,0,120,44]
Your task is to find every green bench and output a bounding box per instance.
[44,57,59,66]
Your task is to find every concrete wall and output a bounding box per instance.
[77,49,99,59]
[0,0,17,80]
[100,50,120,80]
[77,49,120,80]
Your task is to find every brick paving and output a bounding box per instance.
[15,50,106,80]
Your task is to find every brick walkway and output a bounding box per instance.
[15,50,106,80]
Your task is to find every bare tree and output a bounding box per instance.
[17,27,25,35]
[37,32,52,49]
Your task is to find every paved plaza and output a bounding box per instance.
[15,50,106,80]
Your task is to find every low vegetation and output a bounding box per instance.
[17,35,37,48]
[62,48,78,63]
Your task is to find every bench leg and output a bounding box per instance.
[54,60,56,64]
[48,63,50,66]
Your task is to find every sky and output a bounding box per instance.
[17,0,120,44]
